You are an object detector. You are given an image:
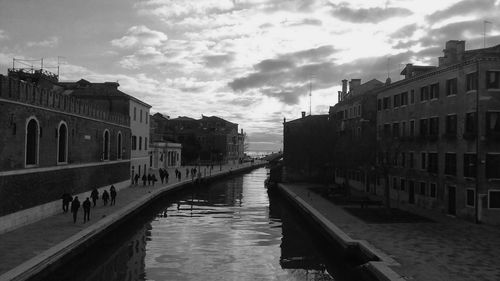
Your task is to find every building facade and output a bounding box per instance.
[376,40,500,224]
[0,71,131,217]
[151,142,182,170]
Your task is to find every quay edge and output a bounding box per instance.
[276,183,405,281]
[0,162,265,281]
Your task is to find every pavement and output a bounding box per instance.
[0,162,260,278]
[281,183,500,281]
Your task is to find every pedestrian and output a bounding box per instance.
[83,197,91,223]
[186,168,189,178]
[151,174,157,186]
[70,196,80,223]
[90,188,99,207]
[159,168,165,184]
[61,192,72,213]
[147,174,152,185]
[165,170,169,183]
[142,174,147,186]
[102,190,110,206]
[110,185,117,205]
[134,173,140,186]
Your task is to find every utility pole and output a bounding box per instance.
[309,80,312,116]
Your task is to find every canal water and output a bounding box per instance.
[50,168,361,281]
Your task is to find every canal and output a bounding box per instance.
[49,168,362,281]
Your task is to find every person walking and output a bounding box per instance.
[90,188,99,207]
[83,197,91,223]
[165,170,169,183]
[134,173,140,186]
[159,168,165,184]
[142,174,147,186]
[70,196,80,223]
[61,192,72,213]
[110,185,117,206]
[151,174,157,186]
[102,190,110,206]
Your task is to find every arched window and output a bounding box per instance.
[103,129,110,160]
[26,117,39,166]
[57,122,68,163]
[117,131,122,159]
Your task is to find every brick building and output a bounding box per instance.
[376,40,500,224]
[329,78,384,191]
[58,79,151,180]
[0,70,130,217]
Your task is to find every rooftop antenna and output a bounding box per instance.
[387,57,390,79]
[484,20,492,48]
[309,79,312,116]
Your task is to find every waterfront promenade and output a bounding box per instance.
[0,162,262,280]
[280,183,500,281]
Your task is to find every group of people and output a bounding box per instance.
[133,173,158,186]
[61,185,117,224]
[158,168,169,183]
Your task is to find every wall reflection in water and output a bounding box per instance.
[50,169,358,281]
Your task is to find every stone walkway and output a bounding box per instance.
[282,183,500,281]
[0,162,258,278]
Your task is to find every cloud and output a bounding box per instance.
[390,23,418,40]
[0,30,8,41]
[203,53,234,68]
[135,0,235,19]
[254,59,294,72]
[329,3,412,23]
[26,36,59,48]
[278,45,338,63]
[426,0,497,24]
[111,25,168,48]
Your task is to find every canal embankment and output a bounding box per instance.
[277,183,404,281]
[0,162,265,281]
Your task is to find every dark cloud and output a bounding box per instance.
[426,0,497,24]
[329,3,412,23]
[225,96,261,107]
[203,54,234,68]
[285,18,323,26]
[390,23,418,40]
[254,59,295,72]
[279,45,337,63]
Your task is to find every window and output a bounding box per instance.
[466,189,475,207]
[428,152,438,174]
[446,78,457,96]
[444,153,457,176]
[393,94,400,108]
[392,177,398,190]
[146,113,148,124]
[139,136,142,150]
[57,122,68,163]
[430,183,437,198]
[488,190,500,209]
[401,121,407,137]
[486,112,500,135]
[358,105,361,116]
[103,130,110,160]
[409,152,414,168]
[445,114,457,136]
[429,117,439,137]
[377,99,382,111]
[486,154,500,179]
[465,112,477,134]
[410,89,415,104]
[132,135,137,150]
[464,153,477,178]
[421,152,427,170]
[145,137,148,150]
[401,92,408,106]
[401,152,406,167]
[26,117,39,166]
[420,86,429,101]
[383,124,391,138]
[486,71,500,89]
[419,182,426,196]
[133,107,137,121]
[383,97,391,109]
[419,118,428,137]
[117,132,122,159]
[400,178,406,191]
[429,83,439,99]
[140,109,143,123]
[466,72,477,91]
[409,120,415,137]
[392,123,400,138]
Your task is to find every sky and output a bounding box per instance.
[0,0,499,152]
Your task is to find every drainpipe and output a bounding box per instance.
[475,60,480,224]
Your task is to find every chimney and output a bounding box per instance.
[439,40,466,66]
[341,79,348,94]
[350,79,361,91]
[104,81,120,89]
[241,129,243,134]
[301,111,306,118]
[404,63,413,79]
[338,90,342,102]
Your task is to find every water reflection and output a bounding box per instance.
[51,168,358,281]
